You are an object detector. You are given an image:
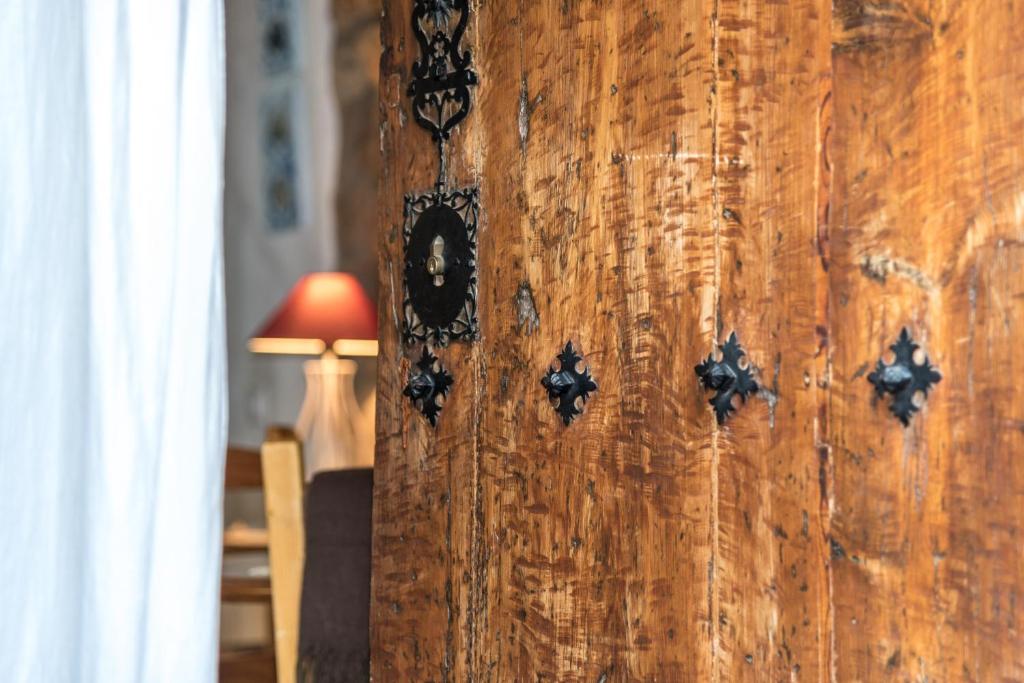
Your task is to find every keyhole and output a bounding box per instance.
[426,235,446,286]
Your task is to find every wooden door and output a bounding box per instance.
[371,1,1024,680]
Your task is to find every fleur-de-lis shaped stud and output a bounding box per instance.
[867,328,941,426]
[404,347,453,427]
[695,331,758,425]
[540,341,598,426]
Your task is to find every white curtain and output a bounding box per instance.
[0,2,227,681]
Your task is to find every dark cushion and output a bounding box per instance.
[297,468,372,683]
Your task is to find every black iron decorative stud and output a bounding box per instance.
[404,347,453,427]
[541,341,598,426]
[695,332,758,425]
[867,327,941,426]
[403,0,479,348]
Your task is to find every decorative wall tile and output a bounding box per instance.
[261,90,300,231]
[260,0,296,76]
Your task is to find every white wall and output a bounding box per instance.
[223,0,340,447]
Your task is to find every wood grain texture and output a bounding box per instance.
[712,0,833,679]
[829,1,1024,679]
[371,1,481,679]
[372,1,1024,680]
[470,3,716,679]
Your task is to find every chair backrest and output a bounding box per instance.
[296,468,373,682]
[260,431,305,683]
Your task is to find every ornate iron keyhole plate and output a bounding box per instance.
[867,327,941,426]
[695,331,758,425]
[403,188,479,346]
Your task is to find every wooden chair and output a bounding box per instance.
[220,430,305,683]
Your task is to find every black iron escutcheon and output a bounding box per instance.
[867,327,941,426]
[541,341,598,426]
[695,331,758,425]
[403,188,479,346]
[404,347,453,427]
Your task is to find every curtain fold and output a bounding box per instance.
[0,2,227,681]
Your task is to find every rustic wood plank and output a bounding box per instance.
[710,0,834,679]
[372,0,1024,679]
[371,2,481,680]
[829,1,1024,679]
[457,2,723,680]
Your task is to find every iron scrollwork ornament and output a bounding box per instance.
[695,332,758,425]
[403,0,480,347]
[408,0,477,150]
[867,327,941,426]
[404,347,453,427]
[541,341,598,426]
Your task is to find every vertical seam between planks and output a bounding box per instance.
[445,453,454,683]
[819,9,837,680]
[467,3,486,679]
[824,171,837,676]
[445,426,455,683]
[708,0,722,680]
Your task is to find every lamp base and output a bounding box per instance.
[294,354,372,477]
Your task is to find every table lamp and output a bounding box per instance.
[249,272,378,474]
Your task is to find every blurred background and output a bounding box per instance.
[220,0,379,659]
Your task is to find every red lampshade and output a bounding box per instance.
[248,272,378,356]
